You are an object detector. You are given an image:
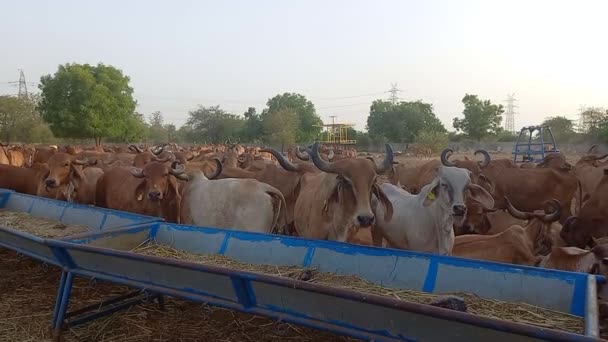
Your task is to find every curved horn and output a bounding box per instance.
[153,152,176,163]
[151,145,164,155]
[595,153,608,160]
[310,142,337,173]
[505,197,535,220]
[130,167,145,178]
[129,144,143,153]
[260,148,301,172]
[206,157,223,180]
[474,150,491,168]
[72,158,88,165]
[295,146,310,161]
[374,144,394,174]
[186,153,195,161]
[170,162,189,181]
[588,144,598,154]
[440,149,456,167]
[541,199,561,222]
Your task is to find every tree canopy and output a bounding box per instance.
[262,93,322,142]
[183,105,244,143]
[38,63,138,146]
[453,94,504,141]
[367,100,446,142]
[542,116,576,142]
[0,95,55,143]
[263,108,297,150]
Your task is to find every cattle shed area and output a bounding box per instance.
[0,188,604,341]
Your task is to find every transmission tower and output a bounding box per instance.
[7,69,33,99]
[388,83,401,104]
[503,93,518,132]
[578,104,590,133]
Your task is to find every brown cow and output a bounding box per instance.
[131,145,174,168]
[452,198,560,266]
[68,167,104,204]
[95,161,189,223]
[574,153,608,202]
[536,152,572,171]
[7,146,26,167]
[292,142,393,242]
[560,169,608,248]
[0,164,50,195]
[42,153,90,200]
[33,146,57,165]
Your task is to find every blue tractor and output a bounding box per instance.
[512,125,559,163]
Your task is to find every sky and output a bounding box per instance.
[1,0,607,131]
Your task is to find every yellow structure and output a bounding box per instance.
[316,122,357,145]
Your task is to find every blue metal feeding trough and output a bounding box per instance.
[43,222,603,342]
[0,188,162,265]
[513,125,560,163]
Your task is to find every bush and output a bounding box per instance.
[415,130,449,153]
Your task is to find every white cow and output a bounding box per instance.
[180,170,287,233]
[372,166,494,255]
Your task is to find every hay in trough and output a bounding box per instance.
[0,210,88,238]
[132,242,584,334]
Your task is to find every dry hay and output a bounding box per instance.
[132,241,584,335]
[0,247,357,342]
[0,209,88,238]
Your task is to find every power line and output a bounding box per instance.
[312,91,388,101]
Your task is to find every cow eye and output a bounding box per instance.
[64,163,70,167]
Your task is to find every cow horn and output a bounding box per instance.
[153,152,176,163]
[129,144,143,153]
[595,153,608,160]
[474,150,491,168]
[151,145,164,155]
[310,142,337,173]
[260,148,301,172]
[295,146,310,161]
[588,144,598,154]
[504,197,535,220]
[206,157,223,180]
[373,144,394,174]
[440,149,456,167]
[130,167,145,178]
[170,162,189,181]
[72,158,88,165]
[541,199,561,222]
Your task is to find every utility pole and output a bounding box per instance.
[7,69,32,100]
[503,93,518,132]
[388,83,401,104]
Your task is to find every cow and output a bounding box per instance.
[452,198,560,266]
[0,144,10,165]
[42,153,90,200]
[560,169,608,248]
[32,146,57,165]
[6,146,26,167]
[372,166,494,255]
[574,153,608,202]
[67,166,104,204]
[95,161,193,223]
[180,166,288,234]
[291,142,394,243]
[131,145,174,168]
[0,164,50,196]
[536,152,572,171]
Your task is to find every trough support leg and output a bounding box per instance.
[51,270,68,330]
[52,271,74,342]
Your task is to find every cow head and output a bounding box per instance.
[421,166,495,229]
[44,153,89,190]
[506,197,561,255]
[310,142,394,229]
[561,169,608,248]
[537,153,572,171]
[130,161,189,201]
[440,149,490,175]
[576,153,608,168]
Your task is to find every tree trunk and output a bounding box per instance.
[95,137,101,147]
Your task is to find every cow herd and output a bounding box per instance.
[1,141,608,309]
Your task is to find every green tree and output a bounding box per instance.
[111,112,147,143]
[148,111,168,143]
[414,130,449,153]
[263,108,298,150]
[0,95,35,142]
[262,93,322,142]
[184,105,244,143]
[241,107,264,142]
[580,107,608,142]
[367,100,446,142]
[38,63,137,146]
[542,116,576,142]
[453,94,504,142]
[165,124,177,142]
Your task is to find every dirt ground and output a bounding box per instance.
[0,248,359,342]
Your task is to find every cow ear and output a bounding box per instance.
[477,174,495,194]
[422,180,440,207]
[468,184,495,210]
[373,184,393,222]
[70,163,85,182]
[322,177,342,219]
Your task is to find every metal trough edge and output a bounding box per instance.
[47,240,602,342]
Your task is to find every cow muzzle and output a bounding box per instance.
[45,178,59,188]
[356,214,375,228]
[148,190,162,201]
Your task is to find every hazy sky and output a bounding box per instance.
[1,0,606,131]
